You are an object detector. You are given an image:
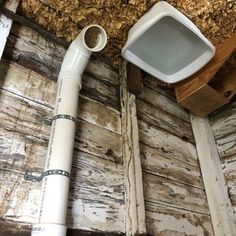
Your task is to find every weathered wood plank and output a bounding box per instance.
[0,62,121,134]
[5,23,119,86]
[137,85,189,122]
[0,167,125,232]
[137,98,194,143]
[120,62,146,235]
[145,202,214,236]
[213,132,236,160]
[222,155,236,183]
[0,0,19,59]
[143,172,209,215]
[0,220,31,236]
[220,155,236,205]
[138,120,199,167]
[142,74,176,100]
[191,115,236,236]
[0,90,122,164]
[210,102,236,159]
[140,143,204,189]
[81,73,120,111]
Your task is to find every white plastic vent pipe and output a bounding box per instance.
[31,25,107,236]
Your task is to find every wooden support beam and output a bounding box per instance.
[126,63,143,95]
[120,61,146,236]
[191,114,236,236]
[175,35,236,117]
[0,0,19,59]
[0,5,69,48]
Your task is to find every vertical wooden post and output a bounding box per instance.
[120,61,146,235]
[191,114,236,236]
[0,0,20,59]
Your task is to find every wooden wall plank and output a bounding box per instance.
[143,172,209,215]
[5,23,119,87]
[139,120,199,167]
[145,202,214,236]
[0,21,124,233]
[140,143,204,189]
[0,90,122,164]
[210,101,236,221]
[137,85,189,122]
[136,81,213,234]
[191,115,236,236]
[120,62,146,235]
[0,166,124,232]
[0,0,19,59]
[0,62,121,134]
[210,102,236,159]
[136,98,194,143]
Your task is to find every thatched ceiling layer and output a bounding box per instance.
[20,0,236,66]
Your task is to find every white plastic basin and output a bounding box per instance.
[122,1,215,84]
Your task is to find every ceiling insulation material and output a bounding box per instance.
[20,0,236,67]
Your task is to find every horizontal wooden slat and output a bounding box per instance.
[222,155,236,205]
[143,172,209,215]
[145,202,213,235]
[5,23,119,86]
[0,220,31,236]
[81,73,120,111]
[137,85,189,122]
[0,90,122,164]
[138,120,199,167]
[210,102,236,159]
[0,163,124,232]
[211,103,236,140]
[0,62,121,134]
[140,143,204,189]
[142,75,175,100]
[137,98,194,143]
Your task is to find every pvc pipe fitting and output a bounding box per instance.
[31,25,107,236]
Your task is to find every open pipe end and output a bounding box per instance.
[82,25,107,52]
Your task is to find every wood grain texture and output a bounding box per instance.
[143,172,209,215]
[136,98,194,143]
[0,24,124,232]
[145,202,214,236]
[175,34,236,101]
[178,84,229,117]
[5,23,119,86]
[210,101,236,218]
[191,115,236,236]
[210,102,236,159]
[0,92,124,231]
[0,88,123,165]
[0,0,19,58]
[120,62,146,235]
[222,155,236,206]
[137,85,189,123]
[136,82,213,234]
[3,23,120,111]
[0,62,121,134]
[0,162,125,232]
[140,143,204,189]
[138,120,199,168]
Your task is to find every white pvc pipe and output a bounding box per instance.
[31,25,107,236]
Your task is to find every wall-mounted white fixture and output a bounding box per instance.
[31,25,107,236]
[122,1,215,84]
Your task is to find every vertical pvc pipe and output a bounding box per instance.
[31,25,107,236]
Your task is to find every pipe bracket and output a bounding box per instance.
[52,114,77,123]
[24,169,70,182]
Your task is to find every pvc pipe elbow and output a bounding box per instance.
[59,24,107,83]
